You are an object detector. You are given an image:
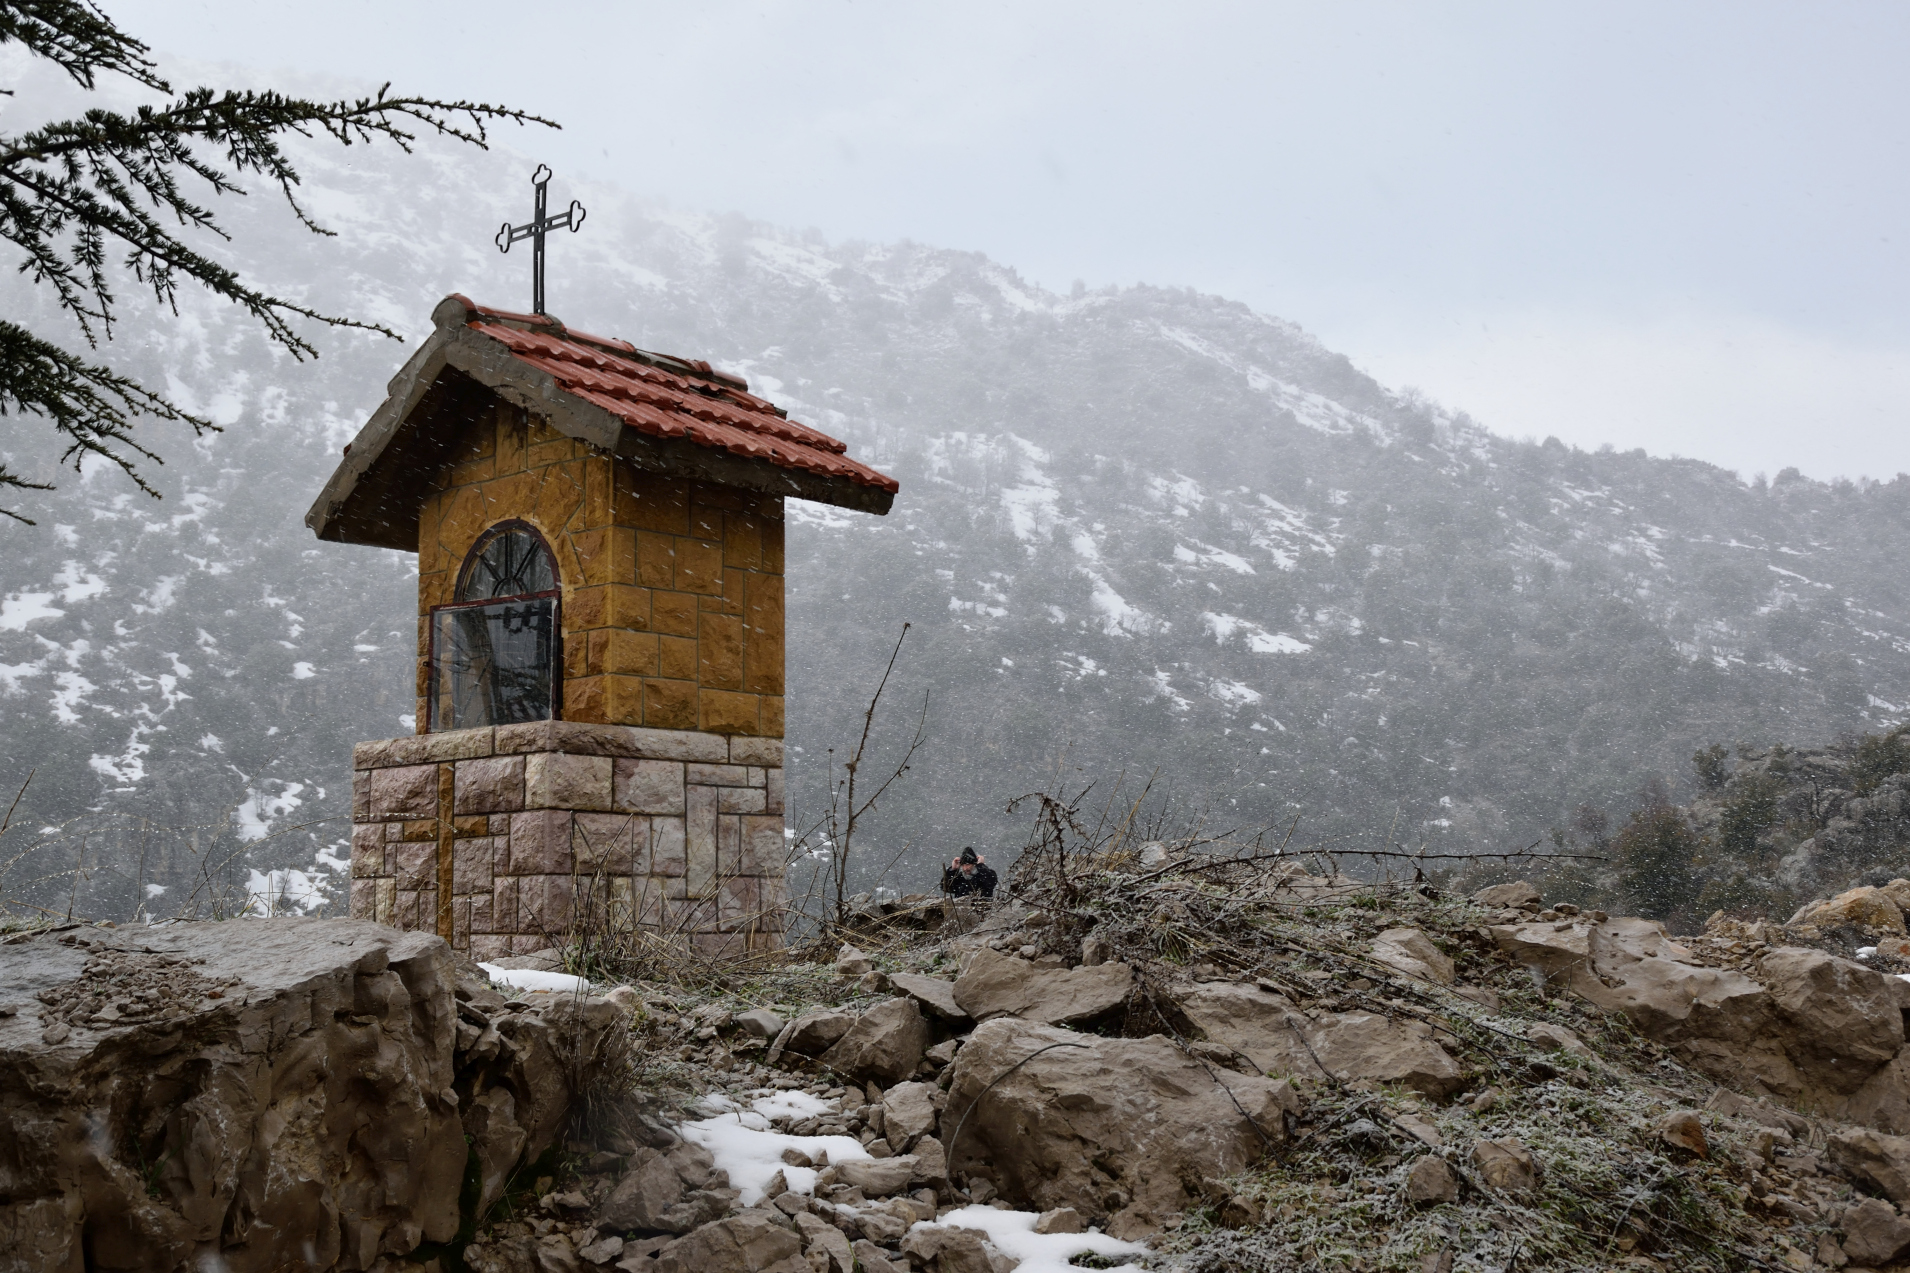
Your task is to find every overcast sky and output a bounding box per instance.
[106,1,1910,481]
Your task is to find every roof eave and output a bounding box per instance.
[307,298,895,550]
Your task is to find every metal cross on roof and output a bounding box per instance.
[495,165,585,316]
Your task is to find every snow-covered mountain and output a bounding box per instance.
[3,57,1908,920]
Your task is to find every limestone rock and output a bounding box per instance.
[900,1225,1015,1273]
[793,1212,854,1273]
[951,948,1133,1027]
[652,1212,805,1273]
[1391,1113,1443,1147]
[818,998,929,1085]
[1304,1012,1465,1097]
[1371,928,1456,985]
[1654,1110,1708,1158]
[1177,981,1326,1081]
[1842,1198,1910,1267]
[1034,1207,1085,1234]
[882,1080,940,1145]
[1473,881,1541,909]
[579,1233,625,1265]
[834,1155,917,1197]
[1527,1023,1590,1056]
[945,1017,1297,1229]
[835,944,874,977]
[735,1008,786,1040]
[599,1147,687,1232]
[1406,1156,1458,1205]
[887,972,970,1022]
[1789,886,1907,934]
[1883,878,1910,916]
[851,1239,907,1273]
[775,1011,856,1058]
[1829,1127,1910,1205]
[0,918,468,1273]
[1176,981,1461,1094]
[1759,947,1905,1093]
[910,1135,949,1187]
[1469,1139,1541,1196]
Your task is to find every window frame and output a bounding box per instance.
[427,520,564,731]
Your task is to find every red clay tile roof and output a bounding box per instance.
[451,295,898,495]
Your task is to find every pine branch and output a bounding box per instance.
[0,317,207,519]
[0,0,168,93]
[0,3,558,521]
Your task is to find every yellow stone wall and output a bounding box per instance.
[415,401,785,737]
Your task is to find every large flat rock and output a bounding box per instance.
[945,1017,1296,1239]
[951,948,1132,1026]
[0,919,465,1272]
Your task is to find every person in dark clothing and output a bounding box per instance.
[942,846,998,899]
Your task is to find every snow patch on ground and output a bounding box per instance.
[1202,612,1312,654]
[913,1204,1146,1273]
[681,1092,872,1205]
[0,592,62,631]
[478,965,593,995]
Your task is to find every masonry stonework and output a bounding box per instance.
[348,721,784,958]
[416,398,786,738]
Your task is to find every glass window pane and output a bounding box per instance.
[461,528,556,601]
[431,598,556,730]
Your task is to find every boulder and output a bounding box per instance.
[1371,928,1456,985]
[1406,1156,1458,1205]
[1034,1207,1085,1234]
[882,1080,940,1145]
[834,1155,917,1197]
[1842,1198,1910,1267]
[1304,1013,1465,1097]
[598,1147,686,1232]
[818,998,928,1085]
[1527,1023,1590,1056]
[1473,881,1541,909]
[793,1212,853,1273]
[1469,1139,1541,1196]
[887,972,970,1022]
[851,1239,907,1273]
[652,1213,805,1273]
[1654,1110,1708,1158]
[910,1135,949,1188]
[900,1225,1015,1273]
[951,948,1133,1027]
[1176,982,1462,1094]
[944,1017,1297,1231]
[735,1009,786,1040]
[835,944,874,977]
[772,1011,855,1059]
[1829,1127,1910,1205]
[0,918,468,1273]
[1177,981,1327,1081]
[1883,879,1910,916]
[1759,947,1905,1093]
[1789,886,1907,934]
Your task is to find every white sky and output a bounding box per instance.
[102,0,1910,480]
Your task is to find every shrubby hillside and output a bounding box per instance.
[2,59,1909,919]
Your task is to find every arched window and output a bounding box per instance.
[429,523,560,730]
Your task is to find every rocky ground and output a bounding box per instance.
[446,858,1910,1273]
[29,858,1910,1271]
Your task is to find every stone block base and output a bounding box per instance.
[348,721,786,956]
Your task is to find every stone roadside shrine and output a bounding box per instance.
[306,294,898,956]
